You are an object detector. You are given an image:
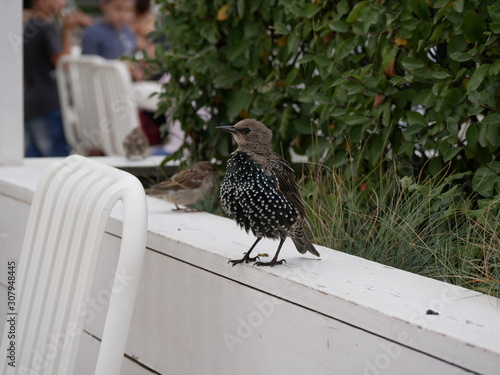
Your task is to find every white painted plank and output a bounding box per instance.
[0,196,30,284]
[0,156,168,204]
[84,234,472,374]
[0,195,30,341]
[76,331,157,375]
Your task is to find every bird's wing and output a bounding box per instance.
[149,169,204,192]
[267,153,306,218]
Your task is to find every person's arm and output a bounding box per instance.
[51,10,92,65]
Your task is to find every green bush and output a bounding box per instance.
[152,0,499,202]
[302,163,500,297]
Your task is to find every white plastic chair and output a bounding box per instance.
[56,55,106,154]
[0,155,148,374]
[56,56,141,156]
[92,59,141,156]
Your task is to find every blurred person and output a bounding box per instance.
[24,0,91,157]
[131,0,155,57]
[81,0,137,60]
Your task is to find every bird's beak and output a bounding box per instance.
[216,125,239,134]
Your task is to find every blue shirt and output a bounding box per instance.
[81,20,136,59]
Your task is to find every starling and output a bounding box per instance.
[217,119,320,267]
[146,161,218,211]
[122,127,150,159]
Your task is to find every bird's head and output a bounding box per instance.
[216,119,273,155]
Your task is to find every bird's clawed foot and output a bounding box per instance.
[228,253,260,266]
[254,259,286,267]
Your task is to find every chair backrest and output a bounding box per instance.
[56,56,140,156]
[0,155,148,374]
[92,59,141,156]
[56,55,105,154]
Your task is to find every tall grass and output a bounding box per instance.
[300,163,500,298]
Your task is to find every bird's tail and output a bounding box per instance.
[292,233,320,257]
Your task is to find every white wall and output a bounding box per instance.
[0,1,23,165]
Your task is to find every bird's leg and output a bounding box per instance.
[228,238,262,266]
[254,237,287,267]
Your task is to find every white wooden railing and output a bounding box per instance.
[1,158,499,375]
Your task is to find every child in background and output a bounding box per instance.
[24,0,91,157]
[131,0,155,56]
[81,0,137,60]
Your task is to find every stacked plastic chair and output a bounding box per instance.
[56,56,141,156]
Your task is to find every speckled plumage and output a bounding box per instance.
[146,161,217,211]
[217,119,320,267]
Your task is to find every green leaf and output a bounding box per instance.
[444,147,463,162]
[407,111,426,126]
[213,73,242,88]
[466,123,478,148]
[314,55,332,67]
[303,3,322,19]
[227,89,253,120]
[482,113,500,126]
[489,59,500,75]
[331,107,347,117]
[293,118,314,134]
[468,106,483,116]
[446,11,465,25]
[337,0,349,16]
[491,22,500,34]
[298,54,315,64]
[390,76,406,85]
[432,71,450,79]
[468,90,481,104]
[337,36,358,59]
[338,113,368,125]
[447,117,458,135]
[461,10,487,43]
[447,34,468,55]
[398,141,414,155]
[434,0,449,8]
[346,1,368,23]
[410,0,431,18]
[299,85,320,102]
[487,123,499,147]
[405,124,424,135]
[488,5,500,22]
[449,52,472,62]
[349,124,363,143]
[429,22,447,41]
[329,20,350,33]
[478,122,489,147]
[285,69,298,87]
[480,115,500,147]
[227,40,254,61]
[453,0,464,13]
[237,0,245,18]
[401,57,425,70]
[472,162,500,198]
[274,22,289,35]
[467,64,491,91]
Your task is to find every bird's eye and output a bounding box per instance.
[242,128,251,134]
